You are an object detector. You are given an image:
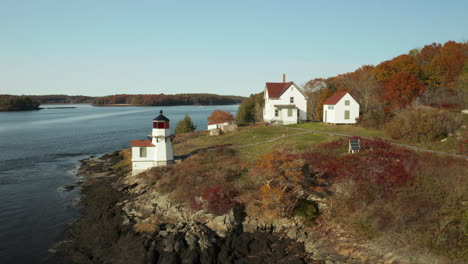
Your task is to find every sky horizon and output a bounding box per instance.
[1,0,467,97]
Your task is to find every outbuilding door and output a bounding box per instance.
[324,110,327,122]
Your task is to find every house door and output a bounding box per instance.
[324,110,327,122]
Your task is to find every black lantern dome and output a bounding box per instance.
[153,110,170,129]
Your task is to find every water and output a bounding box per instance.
[0,104,238,263]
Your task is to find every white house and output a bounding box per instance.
[131,110,174,175]
[263,75,307,125]
[323,92,359,124]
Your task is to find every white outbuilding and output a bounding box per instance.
[263,75,307,125]
[207,121,230,130]
[131,110,174,175]
[323,92,360,124]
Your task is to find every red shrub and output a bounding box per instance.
[201,185,238,215]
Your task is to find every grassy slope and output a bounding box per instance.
[173,124,339,161]
[290,122,467,156]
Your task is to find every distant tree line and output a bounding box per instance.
[29,95,95,104]
[92,94,245,106]
[0,95,40,111]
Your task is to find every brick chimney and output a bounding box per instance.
[283,73,286,83]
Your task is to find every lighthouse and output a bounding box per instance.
[131,110,174,175]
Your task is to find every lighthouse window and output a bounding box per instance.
[139,147,147,158]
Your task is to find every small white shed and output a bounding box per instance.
[323,92,359,124]
[207,121,230,130]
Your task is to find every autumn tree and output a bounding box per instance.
[208,109,235,124]
[175,114,196,134]
[303,78,326,120]
[374,54,420,81]
[382,72,425,110]
[348,65,377,113]
[250,151,305,217]
[423,41,465,90]
[314,89,334,121]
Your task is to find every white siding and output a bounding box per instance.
[263,83,307,124]
[208,122,229,130]
[323,93,359,124]
[277,108,298,125]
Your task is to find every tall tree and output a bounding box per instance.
[175,114,196,134]
[382,72,425,111]
[314,89,334,121]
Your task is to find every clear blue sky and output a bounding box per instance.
[1,0,467,96]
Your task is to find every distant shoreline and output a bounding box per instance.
[92,103,240,107]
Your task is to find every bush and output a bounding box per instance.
[201,185,238,215]
[384,106,462,143]
[175,114,196,134]
[293,199,319,222]
[357,107,388,129]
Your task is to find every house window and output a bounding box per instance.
[345,100,350,106]
[275,109,278,117]
[328,105,334,110]
[290,97,294,103]
[344,110,350,120]
[288,108,293,117]
[139,147,147,158]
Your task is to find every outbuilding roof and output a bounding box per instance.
[266,82,293,98]
[324,91,347,105]
[131,140,155,147]
[153,110,170,121]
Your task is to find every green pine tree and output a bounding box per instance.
[175,114,197,134]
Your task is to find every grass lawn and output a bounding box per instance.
[173,124,340,161]
[289,122,467,156]
[173,120,466,160]
[288,122,387,138]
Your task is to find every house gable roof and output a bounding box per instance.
[266,82,293,98]
[324,91,348,105]
[265,82,305,99]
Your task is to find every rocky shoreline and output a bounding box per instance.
[50,152,432,264]
[51,153,314,264]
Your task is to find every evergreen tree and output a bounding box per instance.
[175,114,196,134]
[236,92,264,126]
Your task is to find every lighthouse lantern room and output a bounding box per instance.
[131,110,174,175]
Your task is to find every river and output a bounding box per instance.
[0,104,238,263]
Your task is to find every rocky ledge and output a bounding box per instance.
[53,152,430,264]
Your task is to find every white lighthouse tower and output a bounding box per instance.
[150,110,174,165]
[131,110,174,175]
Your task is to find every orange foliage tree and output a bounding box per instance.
[250,151,305,217]
[382,72,425,111]
[207,110,235,124]
[423,41,465,90]
[314,89,334,121]
[374,54,421,81]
